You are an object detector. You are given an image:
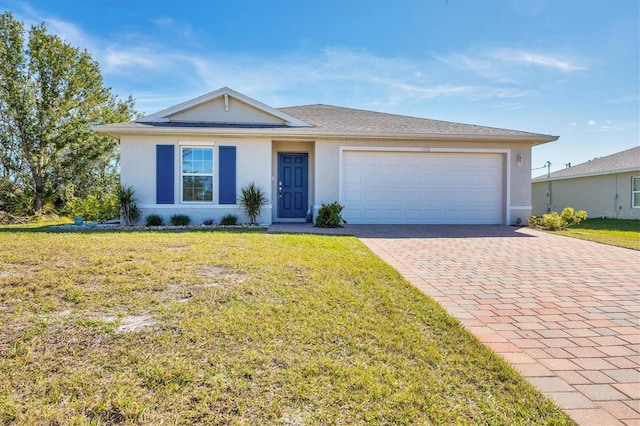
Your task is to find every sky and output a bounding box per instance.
[1,0,638,176]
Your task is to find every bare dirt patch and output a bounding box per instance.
[199,265,246,287]
[116,313,155,333]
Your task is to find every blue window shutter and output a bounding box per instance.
[218,146,236,204]
[156,145,174,204]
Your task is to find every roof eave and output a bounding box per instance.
[533,166,640,182]
[92,124,558,143]
[91,124,122,140]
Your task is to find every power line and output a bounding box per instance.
[531,161,551,171]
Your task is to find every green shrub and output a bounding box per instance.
[202,218,214,226]
[170,214,191,226]
[64,193,119,222]
[529,207,588,231]
[315,202,347,228]
[145,214,164,227]
[527,215,543,228]
[239,182,268,225]
[220,214,238,226]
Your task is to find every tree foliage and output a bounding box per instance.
[0,11,137,215]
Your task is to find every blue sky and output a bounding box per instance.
[1,0,638,176]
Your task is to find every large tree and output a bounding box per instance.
[0,11,136,213]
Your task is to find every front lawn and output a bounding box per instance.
[550,218,640,250]
[0,228,573,424]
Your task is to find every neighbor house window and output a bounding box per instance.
[633,176,640,208]
[182,147,213,202]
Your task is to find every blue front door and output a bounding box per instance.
[278,153,308,218]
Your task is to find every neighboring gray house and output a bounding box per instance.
[532,146,640,220]
[94,87,558,225]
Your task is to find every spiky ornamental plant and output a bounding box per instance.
[117,185,140,226]
[239,182,268,225]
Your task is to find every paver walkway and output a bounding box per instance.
[268,223,640,425]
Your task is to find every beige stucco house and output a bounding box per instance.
[532,146,640,220]
[94,87,558,225]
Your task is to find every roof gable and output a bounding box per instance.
[94,88,558,144]
[138,87,310,127]
[533,146,640,181]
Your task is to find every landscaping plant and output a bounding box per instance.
[170,214,191,226]
[528,207,587,231]
[117,185,141,226]
[239,182,268,225]
[315,201,347,228]
[145,214,164,227]
[64,194,119,223]
[219,214,238,226]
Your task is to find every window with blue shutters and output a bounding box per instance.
[181,147,214,202]
[159,145,236,205]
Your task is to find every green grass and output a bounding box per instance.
[550,218,640,250]
[0,227,574,425]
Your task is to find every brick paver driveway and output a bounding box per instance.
[349,225,640,426]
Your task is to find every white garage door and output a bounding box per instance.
[341,151,504,224]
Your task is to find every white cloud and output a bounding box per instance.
[434,53,498,78]
[12,5,98,53]
[45,18,94,49]
[599,120,637,130]
[587,120,596,127]
[5,6,558,115]
[102,49,170,73]
[490,102,525,111]
[437,48,587,78]
[110,46,530,112]
[489,49,587,72]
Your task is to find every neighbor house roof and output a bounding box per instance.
[93,87,558,144]
[533,146,640,182]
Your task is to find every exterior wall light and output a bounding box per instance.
[517,152,525,166]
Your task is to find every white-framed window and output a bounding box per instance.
[633,176,640,208]
[181,147,214,202]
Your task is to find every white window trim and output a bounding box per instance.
[179,140,217,146]
[181,146,215,204]
[633,176,640,208]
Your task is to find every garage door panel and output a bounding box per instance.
[343,190,362,202]
[362,209,384,220]
[384,209,404,220]
[342,151,503,224]
[363,190,384,202]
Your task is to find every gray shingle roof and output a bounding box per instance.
[533,146,640,181]
[278,104,550,138]
[94,101,557,143]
